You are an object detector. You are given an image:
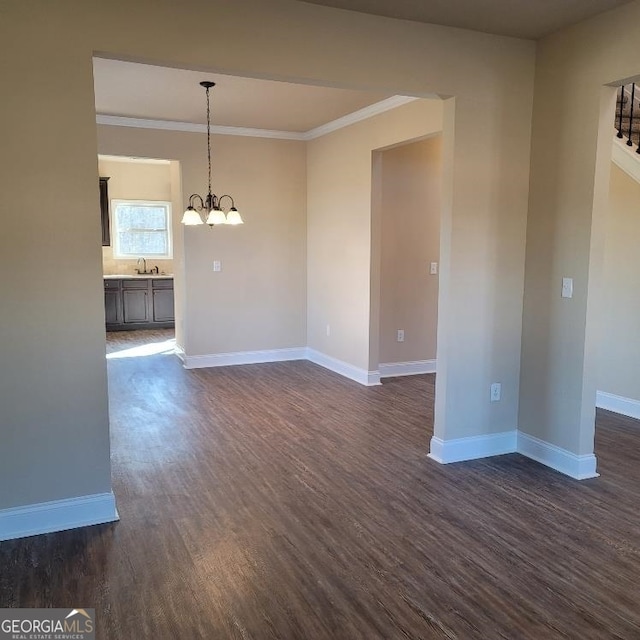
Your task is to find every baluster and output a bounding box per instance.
[618,85,625,138]
[627,83,636,146]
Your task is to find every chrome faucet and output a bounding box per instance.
[135,257,147,274]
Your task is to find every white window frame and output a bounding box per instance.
[111,199,173,260]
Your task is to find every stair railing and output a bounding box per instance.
[616,83,640,154]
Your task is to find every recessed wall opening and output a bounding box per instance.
[92,55,447,402]
[593,79,640,438]
[97,154,181,353]
[372,134,442,382]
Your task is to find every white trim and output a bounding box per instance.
[428,429,599,480]
[182,347,306,369]
[612,135,640,183]
[174,343,186,364]
[306,349,381,386]
[303,96,421,139]
[517,432,599,480]
[98,154,170,165]
[428,431,517,464]
[379,359,436,378]
[596,390,640,420]
[97,114,305,140]
[0,492,119,542]
[96,96,425,142]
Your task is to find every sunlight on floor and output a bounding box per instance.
[106,339,176,360]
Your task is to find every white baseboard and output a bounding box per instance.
[517,432,599,480]
[179,345,381,386]
[0,491,119,542]
[174,343,186,363]
[306,349,381,386]
[428,430,517,464]
[428,430,599,480]
[596,390,640,420]
[182,347,306,369]
[379,359,436,378]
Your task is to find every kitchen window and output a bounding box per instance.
[111,200,172,259]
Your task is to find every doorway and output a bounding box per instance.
[373,135,443,380]
[98,155,181,353]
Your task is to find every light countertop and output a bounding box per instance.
[103,274,173,279]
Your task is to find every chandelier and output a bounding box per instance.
[181,81,243,226]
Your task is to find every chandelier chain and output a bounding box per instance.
[206,85,212,197]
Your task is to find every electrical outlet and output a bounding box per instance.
[213,260,221,272]
[430,262,438,275]
[490,383,501,402]
[397,329,405,343]
[326,324,331,337]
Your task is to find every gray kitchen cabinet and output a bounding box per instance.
[104,277,174,330]
[123,289,149,324]
[104,290,121,326]
[152,289,175,322]
[104,278,122,328]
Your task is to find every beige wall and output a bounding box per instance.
[597,163,640,401]
[520,0,640,456]
[378,136,441,365]
[98,157,175,276]
[307,100,445,371]
[0,0,535,513]
[97,126,308,356]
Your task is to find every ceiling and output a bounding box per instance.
[94,1,632,131]
[93,58,393,133]
[301,0,634,39]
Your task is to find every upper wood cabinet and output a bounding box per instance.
[99,177,110,246]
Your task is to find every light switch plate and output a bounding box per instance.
[561,277,573,298]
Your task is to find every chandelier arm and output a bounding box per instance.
[217,194,235,210]
[188,194,206,211]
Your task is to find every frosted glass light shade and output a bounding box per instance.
[181,208,204,225]
[226,208,244,225]
[206,208,227,226]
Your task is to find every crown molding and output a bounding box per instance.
[96,114,305,140]
[96,95,426,141]
[302,96,421,140]
[98,154,170,165]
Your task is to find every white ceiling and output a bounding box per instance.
[93,58,393,133]
[301,0,634,39]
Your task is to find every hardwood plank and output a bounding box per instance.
[1,329,639,638]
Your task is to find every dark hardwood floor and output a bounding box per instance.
[2,329,640,638]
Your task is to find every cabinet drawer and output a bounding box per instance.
[122,279,149,289]
[103,279,121,290]
[152,278,174,289]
